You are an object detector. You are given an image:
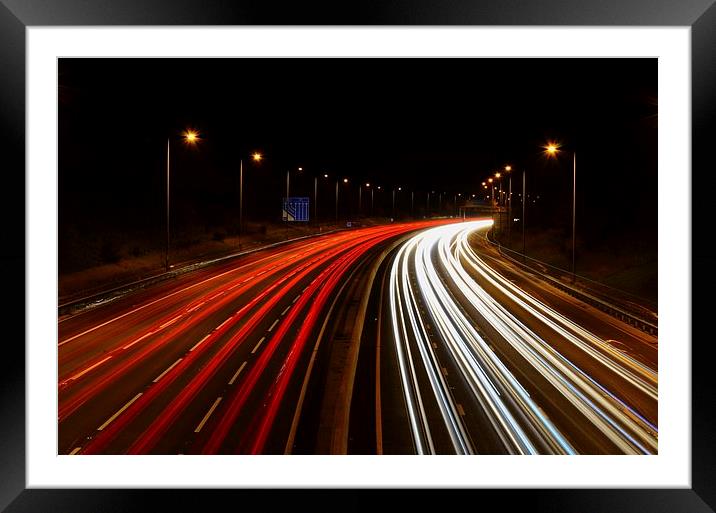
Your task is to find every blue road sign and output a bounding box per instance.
[282,197,310,222]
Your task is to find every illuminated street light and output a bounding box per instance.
[286,166,304,199]
[239,150,263,248]
[166,129,201,272]
[545,140,577,280]
[505,165,512,172]
[183,130,199,143]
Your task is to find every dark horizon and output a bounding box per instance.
[58,57,657,280]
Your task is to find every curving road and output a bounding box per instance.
[372,220,657,455]
[58,220,450,455]
[58,218,657,455]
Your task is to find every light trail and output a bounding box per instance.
[387,220,658,454]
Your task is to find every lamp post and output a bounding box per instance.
[286,166,303,199]
[239,152,262,248]
[505,165,512,247]
[495,172,502,236]
[367,183,374,216]
[165,129,200,273]
[522,169,526,260]
[358,184,362,217]
[545,142,576,281]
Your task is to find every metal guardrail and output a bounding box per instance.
[58,228,343,317]
[481,230,658,337]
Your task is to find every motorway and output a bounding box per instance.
[58,219,657,455]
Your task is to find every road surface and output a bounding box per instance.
[58,219,657,454]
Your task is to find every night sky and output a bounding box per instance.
[59,58,656,270]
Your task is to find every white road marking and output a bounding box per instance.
[456,404,466,416]
[186,301,205,313]
[216,317,233,331]
[159,315,182,330]
[69,447,82,455]
[281,306,291,316]
[228,362,248,385]
[292,295,300,304]
[251,337,266,354]
[123,331,154,350]
[98,393,142,431]
[207,291,224,302]
[67,355,112,382]
[268,319,279,332]
[194,397,223,433]
[190,333,212,352]
[58,253,281,346]
[153,359,182,383]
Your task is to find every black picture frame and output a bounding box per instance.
[2,1,713,511]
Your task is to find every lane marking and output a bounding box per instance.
[251,337,266,354]
[292,295,300,304]
[67,355,112,382]
[441,367,448,377]
[281,305,291,316]
[98,393,143,431]
[216,317,233,331]
[190,333,212,352]
[194,397,222,433]
[159,315,182,330]
[121,330,155,349]
[268,319,279,332]
[69,447,82,455]
[58,250,287,346]
[186,301,205,313]
[456,404,465,416]
[228,362,248,385]
[153,358,182,383]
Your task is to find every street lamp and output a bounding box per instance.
[504,165,513,246]
[392,186,401,219]
[286,166,303,199]
[165,129,200,272]
[239,151,263,248]
[544,141,577,280]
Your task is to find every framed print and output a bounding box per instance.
[2,0,715,511]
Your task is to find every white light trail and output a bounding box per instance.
[387,220,658,454]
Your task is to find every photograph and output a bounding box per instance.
[57,57,658,456]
